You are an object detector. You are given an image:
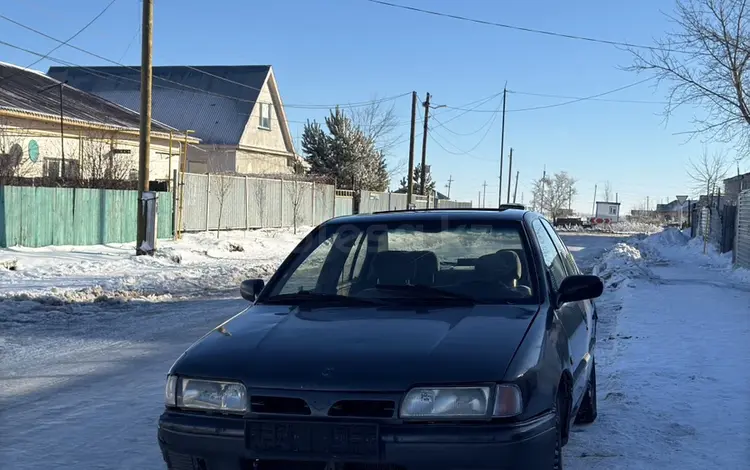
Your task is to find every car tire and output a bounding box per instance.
[574,358,598,424]
[553,391,565,470]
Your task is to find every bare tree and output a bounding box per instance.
[253,177,268,227]
[628,0,750,157]
[530,171,578,221]
[349,98,401,154]
[602,181,614,202]
[286,178,307,234]
[687,148,730,196]
[76,131,134,187]
[213,172,236,238]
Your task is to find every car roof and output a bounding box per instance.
[327,208,534,225]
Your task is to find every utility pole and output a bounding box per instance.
[498,85,507,208]
[38,81,67,178]
[591,184,598,216]
[445,175,453,199]
[513,170,519,203]
[482,181,488,208]
[646,196,650,211]
[420,92,431,196]
[406,91,418,207]
[478,191,481,207]
[568,186,572,210]
[136,0,154,255]
[540,166,547,215]
[506,148,513,204]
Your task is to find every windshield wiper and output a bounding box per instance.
[373,284,476,302]
[262,291,379,306]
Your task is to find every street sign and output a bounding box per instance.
[676,195,688,204]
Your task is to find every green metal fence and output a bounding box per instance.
[0,186,174,248]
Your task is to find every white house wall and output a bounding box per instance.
[238,80,290,154]
[1,116,180,182]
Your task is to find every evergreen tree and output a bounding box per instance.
[301,107,390,191]
[398,163,435,195]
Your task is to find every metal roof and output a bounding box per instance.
[47,65,270,145]
[0,62,173,132]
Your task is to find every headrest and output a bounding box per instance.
[372,250,439,285]
[475,250,522,280]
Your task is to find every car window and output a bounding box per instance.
[278,235,338,294]
[540,218,580,275]
[263,220,539,305]
[531,219,567,290]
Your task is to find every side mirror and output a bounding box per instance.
[557,275,603,305]
[240,279,265,302]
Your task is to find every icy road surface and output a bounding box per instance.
[1,232,748,469]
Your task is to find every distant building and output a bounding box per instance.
[48,65,305,175]
[594,201,620,223]
[723,172,750,202]
[655,199,693,222]
[0,62,197,185]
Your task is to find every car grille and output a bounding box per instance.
[251,396,311,415]
[250,396,397,419]
[328,400,396,418]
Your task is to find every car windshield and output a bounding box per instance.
[261,220,538,305]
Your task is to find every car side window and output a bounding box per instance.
[532,219,568,290]
[540,219,579,275]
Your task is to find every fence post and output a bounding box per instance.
[332,184,337,219]
[172,169,178,238]
[279,176,284,228]
[312,181,316,225]
[244,175,249,231]
[205,173,211,232]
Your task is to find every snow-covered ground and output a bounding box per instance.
[1,229,748,469]
[0,228,309,326]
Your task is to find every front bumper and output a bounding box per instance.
[157,410,556,470]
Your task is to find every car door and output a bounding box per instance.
[542,220,597,358]
[531,219,589,407]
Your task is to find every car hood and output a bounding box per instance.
[171,303,540,391]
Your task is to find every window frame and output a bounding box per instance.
[539,218,580,276]
[531,218,568,291]
[259,102,272,130]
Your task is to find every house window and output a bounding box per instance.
[45,158,80,179]
[45,159,60,178]
[608,205,617,215]
[259,103,272,130]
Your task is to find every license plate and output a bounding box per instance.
[246,421,379,460]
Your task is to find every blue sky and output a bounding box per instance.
[1,0,744,214]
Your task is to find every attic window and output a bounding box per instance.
[259,103,272,130]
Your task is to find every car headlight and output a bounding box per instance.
[164,375,247,413]
[400,385,522,419]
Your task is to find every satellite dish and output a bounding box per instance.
[7,143,23,166]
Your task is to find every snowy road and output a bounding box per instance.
[1,232,748,469]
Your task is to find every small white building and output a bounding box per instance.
[594,201,621,223]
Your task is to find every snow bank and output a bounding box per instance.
[593,241,656,288]
[559,221,663,235]
[0,228,311,321]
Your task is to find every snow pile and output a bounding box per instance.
[0,228,311,318]
[593,241,655,288]
[558,221,663,234]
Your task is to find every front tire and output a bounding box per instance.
[575,358,598,424]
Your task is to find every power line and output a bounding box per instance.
[0,36,410,111]
[365,0,680,53]
[508,89,668,105]
[0,0,118,83]
[444,78,654,113]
